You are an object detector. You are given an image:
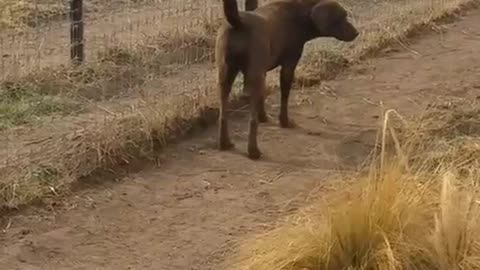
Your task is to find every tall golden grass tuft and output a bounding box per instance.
[231,104,480,270]
[431,172,480,270]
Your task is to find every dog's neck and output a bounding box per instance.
[302,22,330,43]
[296,1,334,43]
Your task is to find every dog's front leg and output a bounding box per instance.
[279,65,296,128]
[218,64,238,150]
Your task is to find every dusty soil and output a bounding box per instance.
[1,8,480,270]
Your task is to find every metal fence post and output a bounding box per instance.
[70,0,84,65]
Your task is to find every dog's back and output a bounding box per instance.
[215,9,270,71]
[216,0,316,71]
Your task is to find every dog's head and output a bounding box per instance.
[310,0,358,42]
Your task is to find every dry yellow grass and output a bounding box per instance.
[230,103,480,270]
[0,0,154,30]
[0,29,214,129]
[0,0,65,30]
[0,0,479,210]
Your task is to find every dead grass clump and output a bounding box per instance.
[202,16,223,36]
[0,20,219,127]
[0,76,83,129]
[231,105,480,270]
[296,50,351,86]
[232,166,434,270]
[346,0,480,60]
[0,0,155,31]
[0,0,66,30]
[0,28,215,128]
[142,31,215,66]
[0,83,218,209]
[0,60,143,128]
[392,103,480,178]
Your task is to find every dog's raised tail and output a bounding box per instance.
[223,0,242,28]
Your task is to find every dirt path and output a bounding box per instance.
[1,9,479,270]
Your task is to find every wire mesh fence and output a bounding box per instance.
[1,0,207,77]
[0,0,407,79]
[0,0,461,206]
[0,0,277,77]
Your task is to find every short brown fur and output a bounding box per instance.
[215,0,359,160]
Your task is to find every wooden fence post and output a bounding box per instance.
[70,0,84,65]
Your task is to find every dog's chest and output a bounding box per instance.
[268,43,305,70]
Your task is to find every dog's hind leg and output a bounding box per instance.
[244,72,266,159]
[240,81,250,104]
[218,63,239,150]
[238,61,263,119]
[241,78,267,123]
[257,95,268,123]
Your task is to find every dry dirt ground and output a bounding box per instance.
[1,9,480,270]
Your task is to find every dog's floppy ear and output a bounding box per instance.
[310,1,347,33]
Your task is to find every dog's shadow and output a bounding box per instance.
[285,123,378,168]
[215,111,378,168]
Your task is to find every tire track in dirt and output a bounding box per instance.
[0,8,479,270]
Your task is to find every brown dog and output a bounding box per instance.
[245,0,258,11]
[215,0,359,160]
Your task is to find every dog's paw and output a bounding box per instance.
[258,113,269,123]
[280,118,297,129]
[248,147,262,160]
[219,140,235,151]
